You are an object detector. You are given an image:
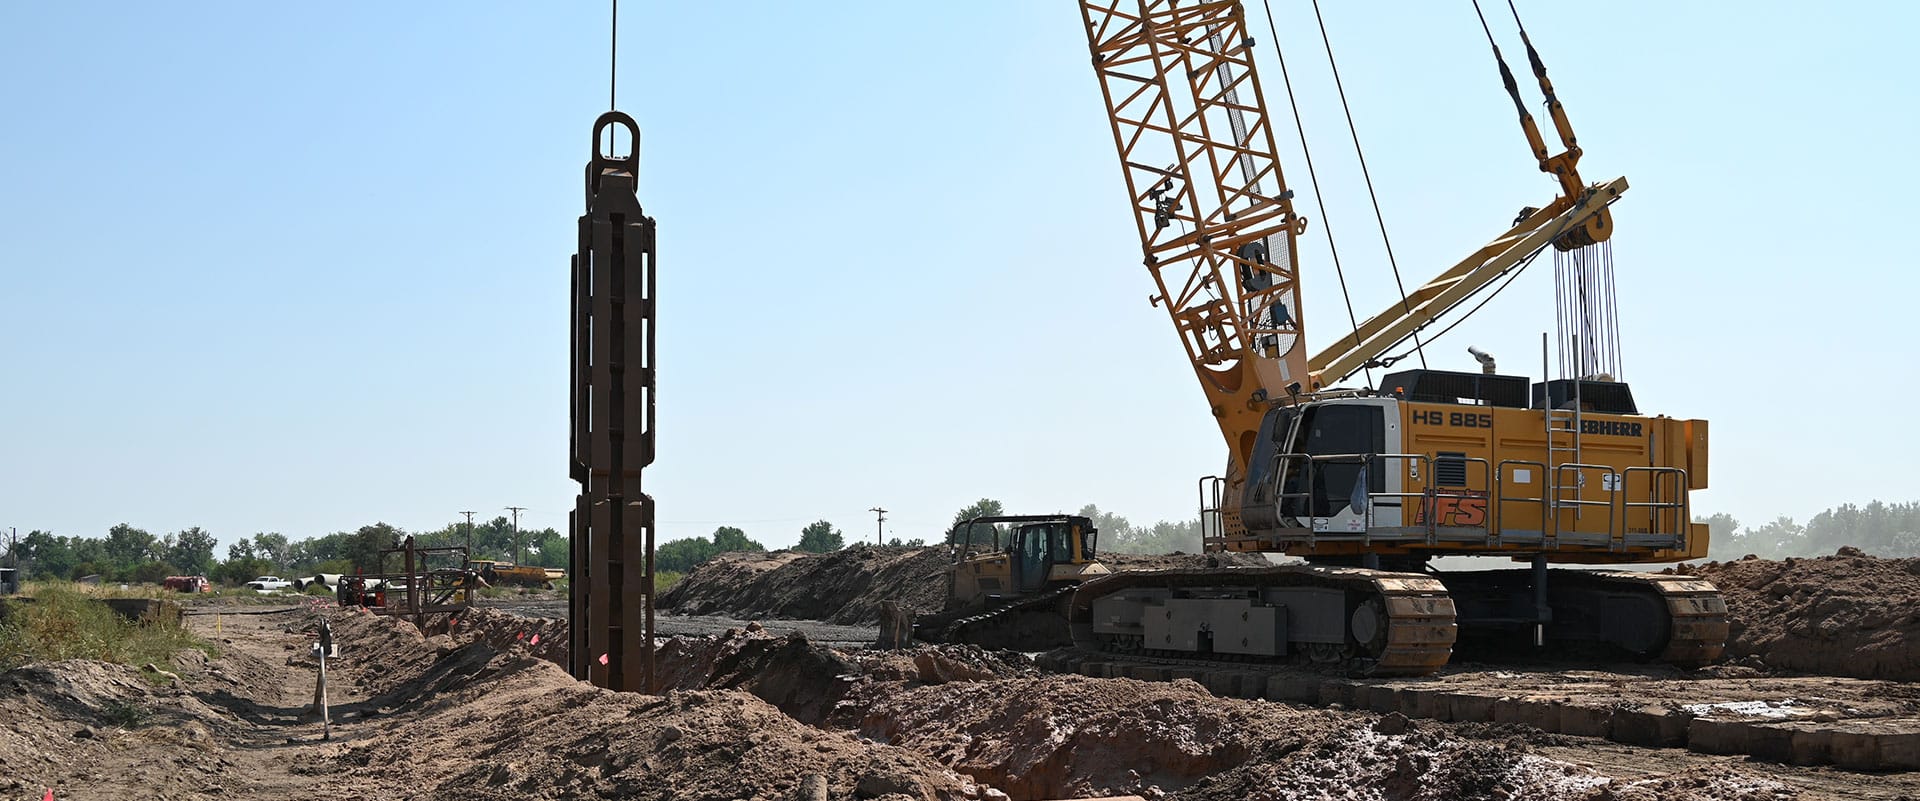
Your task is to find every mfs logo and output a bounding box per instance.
[1416,492,1487,527]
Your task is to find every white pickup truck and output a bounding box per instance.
[244,575,294,591]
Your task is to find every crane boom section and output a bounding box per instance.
[1308,177,1627,388]
[1081,0,1308,475]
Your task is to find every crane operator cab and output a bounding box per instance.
[943,514,1111,612]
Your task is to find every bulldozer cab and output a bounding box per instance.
[946,515,1100,611]
[1011,519,1078,593]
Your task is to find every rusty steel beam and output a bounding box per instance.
[569,111,657,693]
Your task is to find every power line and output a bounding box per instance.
[868,507,888,547]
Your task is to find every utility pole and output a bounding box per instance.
[868,507,887,546]
[505,506,526,564]
[459,511,476,561]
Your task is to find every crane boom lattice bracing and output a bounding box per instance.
[1080,0,1306,476]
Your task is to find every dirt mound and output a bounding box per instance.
[339,631,986,800]
[846,643,1041,684]
[448,605,570,666]
[662,545,951,624]
[837,675,1801,801]
[653,626,860,723]
[0,660,249,799]
[1685,550,1920,680]
[661,546,1269,625]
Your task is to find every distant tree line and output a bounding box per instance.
[940,498,1205,555]
[652,519,855,575]
[941,498,1920,560]
[1699,500,1920,561]
[5,515,564,584]
[23,497,1896,586]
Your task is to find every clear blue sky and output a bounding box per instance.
[3,3,1912,552]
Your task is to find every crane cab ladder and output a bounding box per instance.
[1543,378,1582,549]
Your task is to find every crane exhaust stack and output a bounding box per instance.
[569,111,658,692]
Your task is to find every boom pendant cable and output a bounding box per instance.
[1308,0,1426,370]
[1258,0,1372,389]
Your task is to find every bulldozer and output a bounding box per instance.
[911,515,1111,650]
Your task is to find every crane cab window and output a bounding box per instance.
[1294,403,1387,517]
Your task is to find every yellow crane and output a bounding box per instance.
[1067,0,1725,675]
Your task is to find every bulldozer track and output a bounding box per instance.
[1067,565,1457,678]
[939,583,1080,645]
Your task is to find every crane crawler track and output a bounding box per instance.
[1568,570,1728,667]
[1067,565,1457,677]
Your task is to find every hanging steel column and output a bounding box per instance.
[570,111,657,692]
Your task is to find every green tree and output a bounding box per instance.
[526,528,568,568]
[348,523,403,572]
[129,560,180,583]
[711,526,764,554]
[18,531,77,579]
[796,520,844,553]
[1699,512,1743,561]
[168,526,218,575]
[251,532,291,567]
[656,537,719,573]
[1745,516,1805,560]
[947,498,1005,545]
[103,524,157,578]
[219,557,276,585]
[1072,504,1206,554]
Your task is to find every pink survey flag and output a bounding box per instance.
[598,653,609,665]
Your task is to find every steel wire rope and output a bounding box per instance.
[1258,0,1372,389]
[1307,0,1426,369]
[1374,203,1590,369]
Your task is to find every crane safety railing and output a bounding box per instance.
[1199,475,1227,552]
[1551,463,1620,549]
[1216,452,1691,553]
[1494,459,1551,547]
[1622,466,1692,551]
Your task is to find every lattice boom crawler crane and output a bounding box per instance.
[1068,0,1726,676]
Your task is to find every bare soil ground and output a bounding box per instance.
[10,550,1920,800]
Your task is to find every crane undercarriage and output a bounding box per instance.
[1068,563,1725,677]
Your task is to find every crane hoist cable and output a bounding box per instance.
[1258,0,1372,389]
[1373,197,1590,368]
[1307,0,1426,371]
[610,0,618,112]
